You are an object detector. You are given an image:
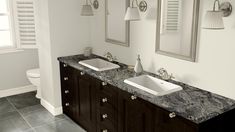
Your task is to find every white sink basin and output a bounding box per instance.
[78,58,120,71]
[124,75,182,96]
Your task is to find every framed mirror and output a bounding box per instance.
[156,0,200,62]
[105,0,130,47]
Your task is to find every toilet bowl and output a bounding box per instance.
[26,68,41,99]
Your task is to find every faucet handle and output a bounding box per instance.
[104,52,111,57]
[112,56,117,61]
[104,52,117,62]
[157,68,175,81]
[157,68,167,76]
[169,73,175,80]
[158,68,166,73]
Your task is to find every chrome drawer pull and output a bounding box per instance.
[63,64,67,67]
[65,90,69,94]
[102,129,108,132]
[102,114,108,119]
[102,82,107,86]
[80,71,85,75]
[131,95,137,100]
[169,112,176,118]
[65,103,70,106]
[102,98,108,103]
[64,77,68,80]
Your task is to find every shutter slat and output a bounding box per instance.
[13,0,37,48]
[163,0,181,32]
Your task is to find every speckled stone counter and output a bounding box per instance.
[58,54,235,124]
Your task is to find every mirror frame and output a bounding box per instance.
[155,0,200,62]
[105,0,130,47]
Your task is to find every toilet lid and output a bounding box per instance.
[27,69,40,78]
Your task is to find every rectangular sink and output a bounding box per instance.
[124,75,182,96]
[78,58,120,71]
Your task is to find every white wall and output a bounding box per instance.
[38,0,90,109]
[0,50,39,90]
[90,0,235,100]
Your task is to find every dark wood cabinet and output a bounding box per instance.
[60,63,77,122]
[154,107,197,132]
[118,90,155,132]
[96,81,118,132]
[60,62,97,131]
[74,70,97,132]
[59,62,235,132]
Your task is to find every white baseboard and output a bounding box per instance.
[0,85,36,98]
[40,98,63,116]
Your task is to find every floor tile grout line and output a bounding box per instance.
[31,118,67,130]
[17,104,45,118]
[6,97,67,131]
[0,98,17,120]
[6,98,36,132]
[17,104,67,127]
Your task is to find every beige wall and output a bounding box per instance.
[0,50,39,90]
[90,0,235,100]
[38,0,90,108]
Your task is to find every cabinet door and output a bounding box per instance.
[154,107,196,132]
[118,90,155,132]
[74,71,97,132]
[60,63,77,121]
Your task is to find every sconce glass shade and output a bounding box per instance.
[202,11,224,29]
[124,7,140,21]
[81,5,94,16]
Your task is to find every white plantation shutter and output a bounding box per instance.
[12,0,38,49]
[161,0,182,33]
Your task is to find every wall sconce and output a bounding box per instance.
[81,0,99,16]
[202,0,232,29]
[124,0,148,21]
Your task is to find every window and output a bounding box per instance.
[0,0,15,49]
[0,0,38,51]
[13,0,38,49]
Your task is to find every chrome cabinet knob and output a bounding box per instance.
[64,77,68,80]
[102,129,108,132]
[63,64,67,67]
[169,112,176,118]
[65,103,70,106]
[102,82,107,86]
[65,90,69,94]
[131,95,137,100]
[102,98,108,103]
[102,114,108,119]
[80,71,85,75]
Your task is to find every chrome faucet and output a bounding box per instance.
[157,68,174,81]
[104,52,116,62]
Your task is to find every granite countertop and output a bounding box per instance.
[58,54,235,124]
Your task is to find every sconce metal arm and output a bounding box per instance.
[131,0,147,12]
[213,0,221,11]
[131,0,139,7]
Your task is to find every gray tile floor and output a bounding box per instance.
[0,92,86,132]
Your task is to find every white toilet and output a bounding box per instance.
[26,68,41,99]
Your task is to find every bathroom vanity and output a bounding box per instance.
[58,54,235,132]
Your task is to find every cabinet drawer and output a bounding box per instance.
[98,92,118,110]
[98,82,118,95]
[97,105,118,132]
[60,63,74,85]
[60,63,73,76]
[62,98,71,109]
[98,123,117,132]
[61,88,72,100]
[61,74,73,87]
[62,98,72,113]
[99,106,117,124]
